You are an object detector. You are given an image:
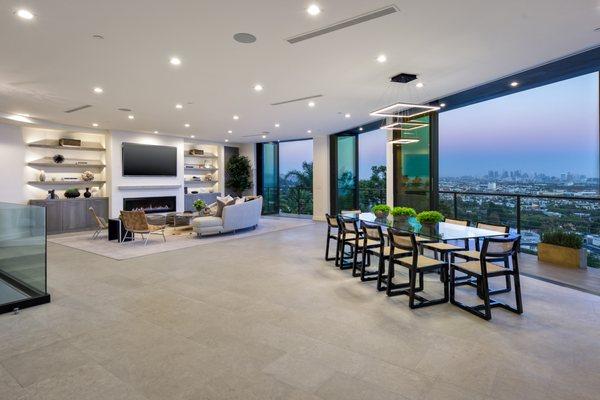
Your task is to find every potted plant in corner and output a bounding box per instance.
[538,230,586,269]
[371,204,391,219]
[416,210,444,227]
[225,155,252,197]
[390,206,417,223]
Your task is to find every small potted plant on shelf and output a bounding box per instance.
[64,188,81,199]
[416,210,444,227]
[371,204,391,219]
[538,230,586,269]
[391,206,417,223]
[193,199,206,213]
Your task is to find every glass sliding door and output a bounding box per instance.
[393,114,437,211]
[279,139,313,216]
[331,134,358,213]
[257,142,279,214]
[358,128,387,211]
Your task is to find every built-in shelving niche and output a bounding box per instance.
[183,141,221,196]
[24,127,107,199]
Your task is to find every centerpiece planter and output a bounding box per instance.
[391,207,417,224]
[537,230,586,269]
[416,210,444,228]
[371,204,391,219]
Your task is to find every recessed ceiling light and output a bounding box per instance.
[415,82,424,88]
[92,123,99,127]
[184,123,190,128]
[233,33,257,44]
[359,127,363,131]
[175,103,183,109]
[153,130,159,134]
[308,101,315,108]
[16,9,34,20]
[307,4,321,16]
[253,84,263,92]
[225,139,229,143]
[440,103,446,108]
[190,135,195,138]
[376,54,387,63]
[93,87,103,94]
[128,115,134,120]
[307,130,312,134]
[261,134,267,139]
[233,115,239,120]
[510,81,519,87]
[344,113,351,118]
[169,57,181,66]
[274,123,280,128]
[227,130,232,134]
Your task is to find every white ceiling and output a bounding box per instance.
[0,0,599,142]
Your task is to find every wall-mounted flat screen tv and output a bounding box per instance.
[122,143,177,176]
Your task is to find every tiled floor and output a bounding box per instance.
[1,221,599,400]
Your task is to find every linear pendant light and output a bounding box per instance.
[371,102,440,119]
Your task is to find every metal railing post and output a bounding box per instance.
[453,192,458,218]
[516,195,521,234]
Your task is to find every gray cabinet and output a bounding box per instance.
[29,198,109,234]
[184,193,220,211]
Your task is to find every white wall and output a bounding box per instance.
[312,136,330,221]
[107,131,185,218]
[0,123,26,204]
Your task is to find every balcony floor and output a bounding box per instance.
[518,252,600,296]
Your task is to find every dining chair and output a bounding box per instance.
[450,236,523,320]
[337,215,374,271]
[120,210,167,245]
[324,214,340,262]
[88,206,107,240]
[421,218,469,261]
[386,228,449,308]
[450,223,511,294]
[358,221,395,283]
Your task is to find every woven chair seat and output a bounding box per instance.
[348,239,381,248]
[453,250,481,260]
[398,255,445,269]
[452,261,507,276]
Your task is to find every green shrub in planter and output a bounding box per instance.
[541,230,583,249]
[371,204,391,218]
[416,210,444,224]
[390,206,417,217]
[193,199,206,212]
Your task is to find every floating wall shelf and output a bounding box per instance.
[184,153,218,159]
[117,184,182,190]
[27,180,106,186]
[27,158,105,168]
[184,180,216,185]
[27,139,105,152]
[184,167,218,172]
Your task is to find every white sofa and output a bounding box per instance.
[191,196,262,236]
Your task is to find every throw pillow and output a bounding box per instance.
[215,198,235,217]
[235,197,245,205]
[217,195,233,204]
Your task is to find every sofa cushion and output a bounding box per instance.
[215,198,235,217]
[192,216,223,228]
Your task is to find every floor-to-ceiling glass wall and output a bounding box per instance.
[279,139,313,216]
[438,72,600,278]
[358,128,387,211]
[257,139,313,216]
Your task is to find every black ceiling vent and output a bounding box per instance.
[391,73,418,83]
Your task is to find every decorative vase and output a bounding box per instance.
[39,170,46,182]
[393,215,409,224]
[84,188,92,198]
[81,171,94,182]
[47,190,57,200]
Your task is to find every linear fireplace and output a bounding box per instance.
[123,196,176,214]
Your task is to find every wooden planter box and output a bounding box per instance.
[537,243,587,269]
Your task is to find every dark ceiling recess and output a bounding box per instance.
[391,73,418,83]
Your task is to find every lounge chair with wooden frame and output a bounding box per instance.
[120,210,166,245]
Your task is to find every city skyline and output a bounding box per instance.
[439,72,599,178]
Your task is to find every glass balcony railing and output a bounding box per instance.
[439,191,600,268]
[262,187,313,216]
[0,202,50,314]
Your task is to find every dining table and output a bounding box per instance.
[354,212,509,242]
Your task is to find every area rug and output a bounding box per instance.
[48,217,314,260]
